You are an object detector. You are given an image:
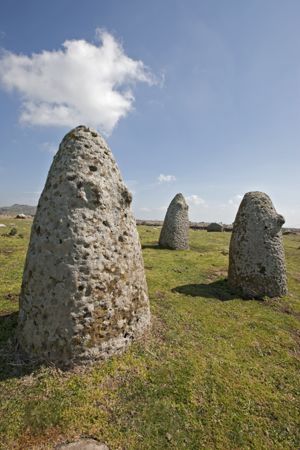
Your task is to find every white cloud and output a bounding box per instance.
[157,174,176,183]
[138,205,167,213]
[41,142,57,154]
[186,194,207,206]
[140,207,151,212]
[0,29,156,134]
[228,194,243,206]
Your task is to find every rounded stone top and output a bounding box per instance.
[60,125,108,151]
[170,193,189,210]
[236,191,285,235]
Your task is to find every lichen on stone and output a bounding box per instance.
[18,125,151,366]
[228,191,287,299]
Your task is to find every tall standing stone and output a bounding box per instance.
[18,126,151,366]
[228,191,287,298]
[159,193,189,250]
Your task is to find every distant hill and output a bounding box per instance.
[0,204,37,216]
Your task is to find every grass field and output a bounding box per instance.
[0,218,299,450]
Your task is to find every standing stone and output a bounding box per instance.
[18,125,151,366]
[159,193,189,250]
[228,191,287,298]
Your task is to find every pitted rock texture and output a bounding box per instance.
[159,193,189,250]
[228,191,287,299]
[18,125,150,366]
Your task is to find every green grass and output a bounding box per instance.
[0,220,299,449]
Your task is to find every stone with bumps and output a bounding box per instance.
[228,191,287,298]
[18,125,151,366]
[159,193,189,250]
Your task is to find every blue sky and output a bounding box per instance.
[0,0,299,226]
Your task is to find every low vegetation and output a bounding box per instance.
[0,218,299,449]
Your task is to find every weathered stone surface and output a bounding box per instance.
[159,193,189,250]
[228,191,287,298]
[207,222,223,232]
[56,439,109,450]
[18,125,151,366]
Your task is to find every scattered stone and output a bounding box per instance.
[159,193,189,250]
[15,213,26,219]
[228,191,287,298]
[283,230,297,235]
[189,221,208,230]
[166,433,172,442]
[18,125,151,366]
[223,224,233,232]
[9,227,18,236]
[56,439,109,450]
[136,219,163,227]
[207,222,223,232]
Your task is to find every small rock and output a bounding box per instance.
[166,433,172,442]
[56,439,109,450]
[15,213,26,219]
[0,224,6,227]
[9,227,17,236]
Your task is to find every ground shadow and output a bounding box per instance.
[172,279,239,301]
[142,243,165,250]
[0,311,41,381]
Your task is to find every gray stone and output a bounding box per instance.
[159,193,189,250]
[18,125,151,366]
[56,439,109,450]
[228,191,287,298]
[15,213,26,219]
[207,222,223,232]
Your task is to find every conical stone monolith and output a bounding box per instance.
[159,193,189,249]
[18,126,151,366]
[228,191,287,298]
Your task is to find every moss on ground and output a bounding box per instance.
[0,220,299,449]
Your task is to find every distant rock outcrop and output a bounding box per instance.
[0,204,36,216]
[207,222,223,232]
[18,125,151,366]
[228,191,287,298]
[159,193,189,249]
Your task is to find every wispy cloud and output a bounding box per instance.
[186,194,207,206]
[139,205,167,212]
[228,194,243,206]
[0,29,157,134]
[125,179,138,196]
[41,142,57,154]
[157,174,176,183]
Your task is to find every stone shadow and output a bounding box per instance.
[0,311,41,381]
[142,243,165,250]
[172,279,238,301]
